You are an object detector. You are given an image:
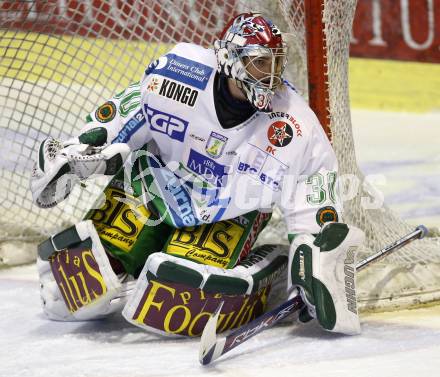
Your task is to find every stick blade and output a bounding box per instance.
[199,301,225,365]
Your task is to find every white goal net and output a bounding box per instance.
[1,0,439,311]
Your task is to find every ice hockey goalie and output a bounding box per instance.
[31,12,364,337]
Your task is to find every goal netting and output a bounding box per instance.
[1,0,439,311]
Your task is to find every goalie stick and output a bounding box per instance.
[199,225,429,365]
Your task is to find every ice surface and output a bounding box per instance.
[1,265,440,377]
[351,109,440,229]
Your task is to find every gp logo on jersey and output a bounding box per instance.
[145,54,213,90]
[145,104,188,142]
[205,131,228,159]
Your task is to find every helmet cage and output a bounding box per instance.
[236,44,286,87]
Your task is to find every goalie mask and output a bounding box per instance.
[214,13,288,112]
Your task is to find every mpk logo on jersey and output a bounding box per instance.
[145,53,213,90]
[187,149,229,188]
[145,104,188,142]
[267,121,293,147]
[205,131,228,159]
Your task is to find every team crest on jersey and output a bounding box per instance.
[95,101,116,123]
[205,132,228,159]
[267,121,293,147]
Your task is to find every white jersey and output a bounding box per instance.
[79,43,341,238]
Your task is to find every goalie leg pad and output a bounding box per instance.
[122,244,288,337]
[37,220,129,321]
[288,222,365,335]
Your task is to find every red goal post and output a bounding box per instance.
[305,0,331,141]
